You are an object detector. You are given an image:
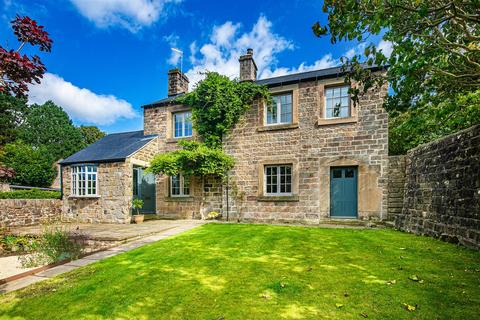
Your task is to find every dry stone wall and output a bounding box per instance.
[387,155,406,220]
[395,125,480,249]
[0,199,62,227]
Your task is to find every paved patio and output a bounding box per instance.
[8,219,204,241]
[1,220,205,294]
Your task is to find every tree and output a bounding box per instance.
[0,141,56,187]
[79,125,106,145]
[0,15,52,97]
[0,93,27,146]
[18,101,85,160]
[313,1,479,110]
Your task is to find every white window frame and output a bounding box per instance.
[324,85,351,119]
[173,111,192,138]
[265,92,293,126]
[264,164,293,196]
[71,164,98,197]
[170,174,190,197]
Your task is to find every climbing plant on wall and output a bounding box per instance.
[149,72,269,178]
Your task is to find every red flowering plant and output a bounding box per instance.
[0,16,52,96]
[0,166,15,182]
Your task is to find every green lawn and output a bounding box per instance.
[1,224,479,320]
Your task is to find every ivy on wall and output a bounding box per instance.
[149,72,269,178]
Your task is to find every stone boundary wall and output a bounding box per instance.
[387,155,406,220]
[0,199,62,227]
[395,125,480,249]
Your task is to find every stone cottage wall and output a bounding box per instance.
[395,125,480,249]
[62,162,133,224]
[222,78,389,223]
[0,199,62,227]
[144,104,221,219]
[387,155,406,220]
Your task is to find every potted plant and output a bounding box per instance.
[132,199,144,224]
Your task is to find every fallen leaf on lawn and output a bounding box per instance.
[418,280,424,284]
[386,280,396,285]
[360,312,368,318]
[399,247,406,250]
[280,282,286,288]
[408,275,420,282]
[307,266,313,272]
[260,292,271,299]
[403,303,416,312]
[335,303,344,309]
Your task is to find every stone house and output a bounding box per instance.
[60,49,388,224]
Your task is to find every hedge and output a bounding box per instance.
[0,189,61,199]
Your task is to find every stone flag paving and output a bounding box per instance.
[0,221,204,294]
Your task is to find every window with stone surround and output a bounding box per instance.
[265,92,293,125]
[264,164,292,195]
[325,85,350,119]
[173,111,192,138]
[71,165,98,197]
[170,174,190,197]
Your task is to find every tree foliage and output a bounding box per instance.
[313,0,479,110]
[0,93,27,146]
[0,141,56,187]
[0,16,52,96]
[149,140,234,178]
[79,125,106,145]
[178,72,270,147]
[389,89,480,155]
[18,101,86,160]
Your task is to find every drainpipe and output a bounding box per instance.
[59,163,63,200]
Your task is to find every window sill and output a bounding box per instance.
[163,196,194,202]
[316,117,357,126]
[166,136,194,144]
[257,195,299,202]
[257,123,299,132]
[68,195,100,199]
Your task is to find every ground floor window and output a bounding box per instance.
[170,174,190,197]
[71,165,98,196]
[264,164,292,195]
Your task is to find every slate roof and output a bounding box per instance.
[142,93,185,108]
[142,64,386,108]
[255,64,384,87]
[60,130,157,165]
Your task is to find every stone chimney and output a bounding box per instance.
[239,48,257,81]
[168,69,189,96]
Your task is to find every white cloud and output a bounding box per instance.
[182,16,294,87]
[28,73,137,125]
[377,40,393,58]
[70,0,181,32]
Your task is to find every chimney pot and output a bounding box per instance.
[167,68,189,96]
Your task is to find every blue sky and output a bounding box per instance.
[1,0,390,133]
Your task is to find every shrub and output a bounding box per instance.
[206,211,222,220]
[0,235,37,254]
[0,141,56,187]
[0,189,61,199]
[19,226,84,267]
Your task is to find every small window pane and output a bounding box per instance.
[333,169,342,179]
[325,86,350,119]
[345,169,355,178]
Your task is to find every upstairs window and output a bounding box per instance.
[266,93,292,125]
[264,164,292,195]
[325,86,350,119]
[173,111,192,138]
[170,174,190,197]
[71,165,97,197]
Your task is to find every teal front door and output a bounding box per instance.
[133,167,156,214]
[330,167,358,218]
